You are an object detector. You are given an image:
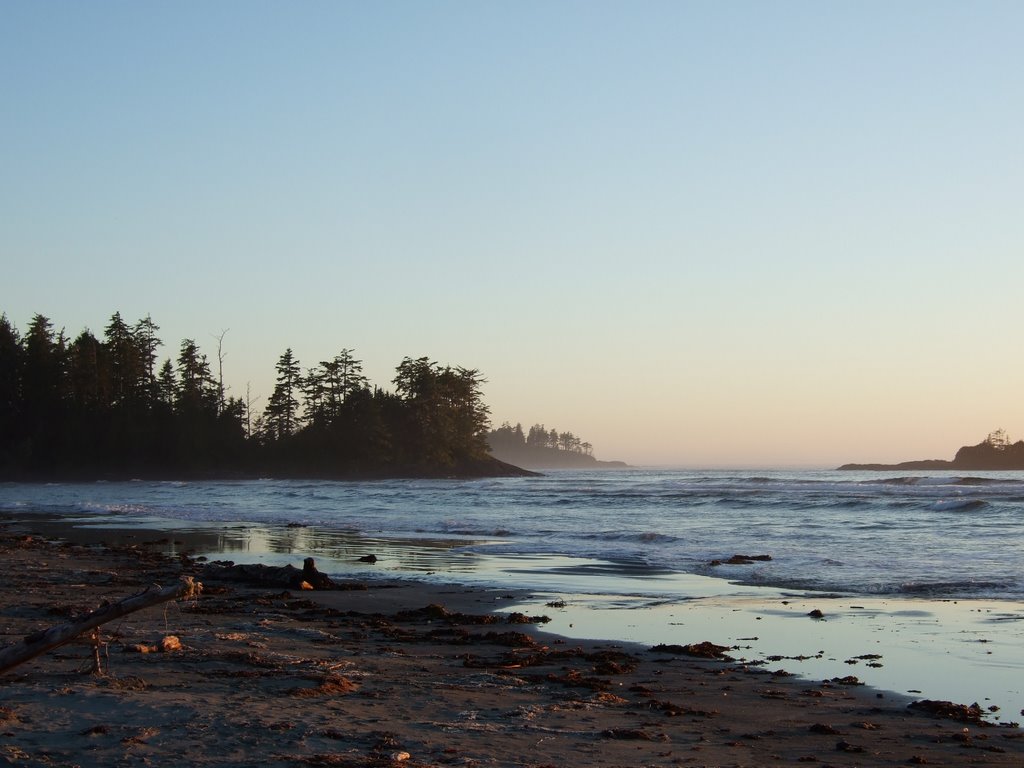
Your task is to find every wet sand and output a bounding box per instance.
[1,522,1024,766]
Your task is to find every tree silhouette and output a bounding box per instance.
[104,312,142,406]
[488,421,601,468]
[264,348,302,441]
[0,310,511,479]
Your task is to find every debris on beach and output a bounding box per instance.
[908,699,989,725]
[709,554,773,566]
[601,727,668,741]
[0,578,200,675]
[286,675,359,697]
[825,675,864,686]
[202,557,350,590]
[4,528,1024,768]
[647,698,717,718]
[809,722,842,734]
[125,635,183,654]
[650,641,734,660]
[835,739,865,753]
[845,653,884,668]
[394,603,549,625]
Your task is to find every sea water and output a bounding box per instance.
[2,468,1023,720]
[3,469,1022,598]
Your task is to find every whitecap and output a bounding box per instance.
[929,499,988,512]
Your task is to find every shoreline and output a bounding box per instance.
[0,456,540,484]
[2,519,1024,766]
[5,511,1024,726]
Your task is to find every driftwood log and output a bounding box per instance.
[0,577,201,675]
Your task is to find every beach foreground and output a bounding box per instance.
[1,525,1023,767]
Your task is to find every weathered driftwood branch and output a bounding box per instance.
[0,577,201,675]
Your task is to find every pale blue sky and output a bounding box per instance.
[3,2,1022,466]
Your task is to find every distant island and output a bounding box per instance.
[488,422,628,470]
[0,310,532,480]
[838,430,1024,471]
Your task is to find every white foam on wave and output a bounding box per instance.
[4,470,1024,600]
[929,498,988,512]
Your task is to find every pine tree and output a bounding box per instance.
[23,314,66,410]
[67,330,105,410]
[392,357,490,465]
[264,348,302,441]
[157,359,176,408]
[0,315,22,452]
[175,339,217,414]
[104,312,143,406]
[133,315,162,404]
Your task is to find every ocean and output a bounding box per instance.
[2,468,1022,599]
[2,468,1023,720]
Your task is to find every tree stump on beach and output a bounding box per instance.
[201,557,338,590]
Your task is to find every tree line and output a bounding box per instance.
[0,311,496,479]
[488,422,594,456]
[486,421,622,470]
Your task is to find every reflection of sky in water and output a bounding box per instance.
[166,522,1024,724]
[506,591,1024,726]
[192,524,489,574]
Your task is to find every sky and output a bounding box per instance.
[3,1,1023,468]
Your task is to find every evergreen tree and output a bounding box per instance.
[218,395,248,450]
[334,349,367,401]
[22,314,66,409]
[264,348,302,441]
[301,366,326,426]
[104,312,144,406]
[526,424,548,447]
[446,366,490,456]
[19,314,68,469]
[157,359,176,408]
[133,315,162,404]
[67,330,106,410]
[318,348,368,422]
[175,339,217,414]
[0,308,508,478]
[0,315,22,463]
[393,357,490,465]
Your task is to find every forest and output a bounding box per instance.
[489,422,594,456]
[0,311,520,479]
[487,422,626,470]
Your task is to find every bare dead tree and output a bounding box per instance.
[212,328,229,414]
[245,381,262,440]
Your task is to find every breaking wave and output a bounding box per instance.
[4,467,1024,600]
[928,499,989,512]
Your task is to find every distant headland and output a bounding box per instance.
[838,430,1024,471]
[488,422,628,470]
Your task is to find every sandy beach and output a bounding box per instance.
[1,521,1023,767]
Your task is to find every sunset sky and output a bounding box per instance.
[4,2,1022,467]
